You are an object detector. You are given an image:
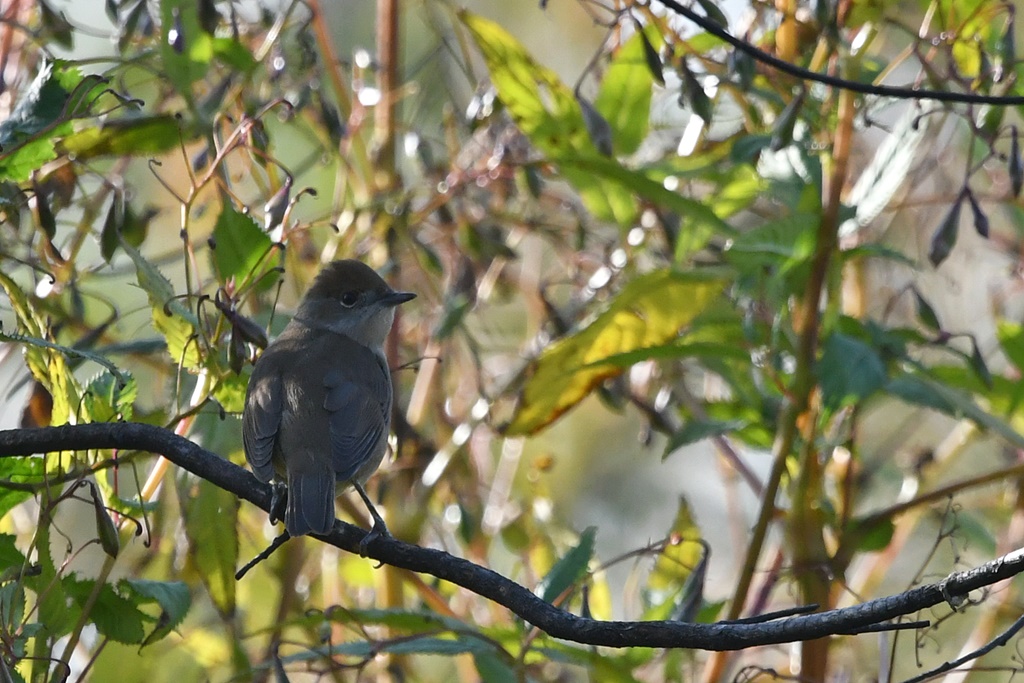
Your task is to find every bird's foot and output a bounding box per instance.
[269,482,288,526]
[358,518,391,558]
[354,482,390,560]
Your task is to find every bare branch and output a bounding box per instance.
[1,423,1023,650]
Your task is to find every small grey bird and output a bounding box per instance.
[242,260,415,545]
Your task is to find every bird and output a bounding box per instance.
[242,259,415,549]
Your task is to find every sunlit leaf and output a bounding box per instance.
[506,270,726,435]
[121,241,201,369]
[647,499,703,593]
[210,204,271,285]
[594,29,656,155]
[180,478,238,616]
[461,11,637,225]
[62,116,183,159]
[996,319,1024,372]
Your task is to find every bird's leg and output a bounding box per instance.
[353,482,389,557]
[269,482,288,526]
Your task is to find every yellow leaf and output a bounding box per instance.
[506,270,725,435]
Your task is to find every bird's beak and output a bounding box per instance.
[381,291,416,307]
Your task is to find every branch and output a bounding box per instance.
[1,423,1022,650]
[660,0,1024,106]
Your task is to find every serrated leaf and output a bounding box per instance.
[82,370,136,422]
[507,270,726,435]
[593,30,656,155]
[180,478,237,616]
[65,577,148,645]
[121,579,191,646]
[121,241,201,369]
[538,527,596,604]
[819,333,887,411]
[210,204,272,284]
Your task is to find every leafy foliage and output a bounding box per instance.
[1,0,1023,680]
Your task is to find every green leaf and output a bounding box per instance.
[538,527,596,604]
[886,374,1024,449]
[210,204,271,284]
[460,11,636,225]
[665,419,747,456]
[557,156,733,237]
[648,499,704,592]
[912,289,941,332]
[82,371,137,422]
[997,319,1024,372]
[846,517,895,553]
[65,577,149,645]
[0,61,83,181]
[121,579,191,646]
[160,1,214,94]
[0,535,25,571]
[121,242,201,370]
[211,37,257,73]
[62,116,183,159]
[180,478,238,616]
[594,30,656,155]
[473,651,517,683]
[0,459,43,520]
[818,333,887,411]
[506,270,726,435]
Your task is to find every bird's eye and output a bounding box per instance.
[340,291,359,307]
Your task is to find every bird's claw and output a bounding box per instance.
[358,519,390,563]
[269,482,288,526]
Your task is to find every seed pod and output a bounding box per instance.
[577,94,613,156]
[928,192,964,267]
[770,90,805,151]
[695,0,728,27]
[638,25,665,86]
[89,485,120,559]
[966,189,989,238]
[679,58,712,122]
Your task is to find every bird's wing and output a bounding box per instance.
[323,338,392,483]
[242,360,283,483]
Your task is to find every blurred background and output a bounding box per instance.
[3,0,1024,681]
